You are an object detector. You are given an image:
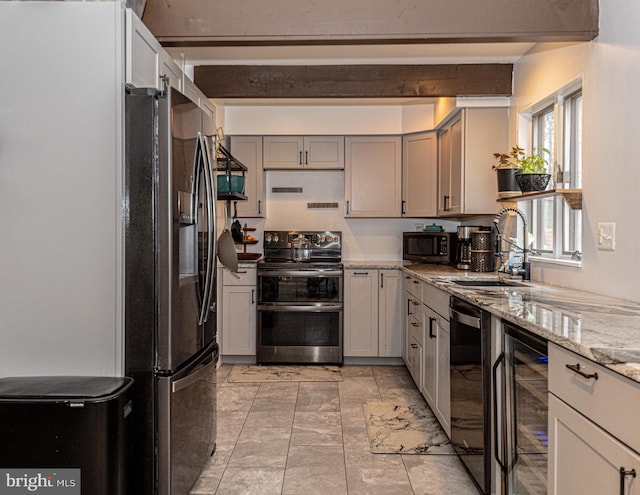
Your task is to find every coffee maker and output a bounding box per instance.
[456,226,491,270]
[456,226,474,270]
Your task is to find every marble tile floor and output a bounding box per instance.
[190,364,479,495]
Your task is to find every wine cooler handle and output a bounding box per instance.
[492,352,506,471]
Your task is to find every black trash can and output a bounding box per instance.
[0,376,134,495]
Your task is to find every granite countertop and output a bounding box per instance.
[402,263,640,384]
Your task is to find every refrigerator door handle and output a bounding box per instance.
[197,132,215,325]
[171,357,216,393]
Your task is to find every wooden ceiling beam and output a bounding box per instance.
[142,0,598,46]
[193,64,513,99]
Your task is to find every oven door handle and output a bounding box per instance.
[258,270,344,278]
[257,303,343,312]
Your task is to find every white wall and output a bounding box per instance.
[511,0,640,301]
[224,105,408,135]
[262,171,458,260]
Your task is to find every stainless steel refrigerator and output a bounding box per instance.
[124,83,218,495]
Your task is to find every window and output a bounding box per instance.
[523,86,583,263]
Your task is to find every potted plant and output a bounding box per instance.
[492,147,522,199]
[513,147,552,192]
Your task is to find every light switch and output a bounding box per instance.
[597,222,616,251]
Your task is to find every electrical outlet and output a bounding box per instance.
[597,222,616,251]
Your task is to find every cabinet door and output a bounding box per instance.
[402,132,437,217]
[263,136,304,169]
[345,136,402,217]
[422,306,438,406]
[438,113,463,215]
[344,269,378,357]
[304,136,344,169]
[448,115,463,214]
[378,269,402,357]
[230,136,265,217]
[125,9,160,89]
[437,125,451,216]
[436,317,450,436]
[221,285,256,355]
[549,394,640,495]
[161,52,182,91]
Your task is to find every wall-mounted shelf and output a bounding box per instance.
[498,189,582,210]
[216,144,248,202]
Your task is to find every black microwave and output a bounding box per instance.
[402,232,457,264]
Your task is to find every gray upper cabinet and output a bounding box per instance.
[437,108,508,217]
[344,136,402,218]
[402,131,437,218]
[263,136,344,169]
[229,136,265,217]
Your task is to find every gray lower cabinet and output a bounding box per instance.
[221,266,256,357]
[549,343,640,494]
[403,273,451,436]
[344,268,402,358]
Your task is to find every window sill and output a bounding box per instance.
[529,256,582,268]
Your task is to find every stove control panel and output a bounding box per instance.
[263,230,342,250]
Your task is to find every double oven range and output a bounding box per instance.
[257,230,344,365]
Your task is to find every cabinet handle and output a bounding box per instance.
[443,195,450,211]
[401,200,406,215]
[305,150,308,165]
[353,271,369,276]
[428,317,436,338]
[251,289,255,305]
[620,467,636,495]
[346,200,350,215]
[411,322,420,327]
[411,343,418,349]
[380,272,384,288]
[411,300,420,306]
[258,200,262,215]
[299,151,303,165]
[565,363,599,380]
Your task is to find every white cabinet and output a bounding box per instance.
[125,9,160,90]
[403,273,451,435]
[230,136,265,217]
[549,394,640,495]
[221,266,256,356]
[125,9,181,91]
[549,343,640,494]
[378,269,403,357]
[402,132,437,217]
[345,136,402,217]
[344,269,402,358]
[437,108,508,216]
[421,283,451,436]
[403,274,423,384]
[263,136,344,169]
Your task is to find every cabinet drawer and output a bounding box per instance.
[408,313,424,347]
[222,266,256,286]
[423,283,450,320]
[405,275,422,299]
[549,343,640,453]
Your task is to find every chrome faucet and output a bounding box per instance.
[493,207,531,281]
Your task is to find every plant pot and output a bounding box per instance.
[515,172,551,192]
[496,168,521,198]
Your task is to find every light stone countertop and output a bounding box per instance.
[401,263,640,384]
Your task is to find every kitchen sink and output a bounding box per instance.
[452,279,525,287]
